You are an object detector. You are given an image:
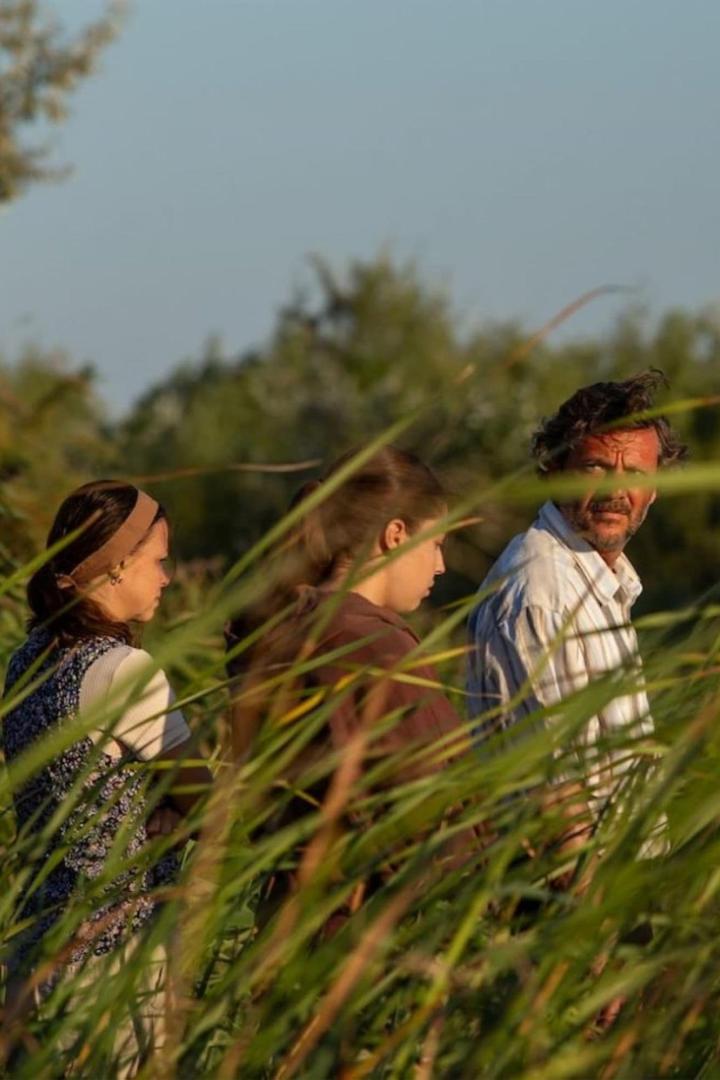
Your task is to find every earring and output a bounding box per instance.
[108,568,123,586]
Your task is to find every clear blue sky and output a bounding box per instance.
[2,0,719,412]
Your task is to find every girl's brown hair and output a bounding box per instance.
[27,480,167,645]
[227,445,447,674]
[286,444,445,590]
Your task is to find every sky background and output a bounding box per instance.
[2,0,719,413]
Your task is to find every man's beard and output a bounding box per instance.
[563,498,643,553]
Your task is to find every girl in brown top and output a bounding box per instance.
[227,446,475,918]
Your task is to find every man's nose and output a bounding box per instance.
[606,463,628,497]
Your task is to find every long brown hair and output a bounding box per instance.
[226,445,447,761]
[27,480,167,645]
[226,445,447,677]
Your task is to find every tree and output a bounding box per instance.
[0,0,123,203]
[0,346,112,563]
[120,256,720,615]
[119,258,472,564]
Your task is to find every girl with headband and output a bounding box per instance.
[226,446,481,933]
[2,480,212,1067]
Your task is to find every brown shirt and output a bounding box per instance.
[228,589,479,916]
[307,589,465,780]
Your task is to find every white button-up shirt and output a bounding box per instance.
[468,501,656,823]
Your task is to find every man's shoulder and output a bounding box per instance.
[476,518,581,617]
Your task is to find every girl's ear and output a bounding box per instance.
[381,519,410,552]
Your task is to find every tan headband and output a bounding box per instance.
[65,490,160,586]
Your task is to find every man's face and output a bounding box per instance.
[557,428,660,559]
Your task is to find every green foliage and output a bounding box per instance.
[117,258,720,617]
[0,346,111,565]
[3,499,720,1077]
[0,0,123,202]
[4,260,720,1075]
[5,255,720,618]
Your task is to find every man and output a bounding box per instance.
[467,370,687,844]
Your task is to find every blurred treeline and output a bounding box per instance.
[2,255,720,614]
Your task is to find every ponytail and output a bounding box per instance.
[27,562,69,629]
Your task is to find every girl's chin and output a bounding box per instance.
[135,602,160,622]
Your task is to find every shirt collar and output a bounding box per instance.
[536,501,643,607]
[317,586,411,631]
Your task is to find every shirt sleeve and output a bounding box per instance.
[470,603,589,735]
[84,648,191,761]
[506,605,590,707]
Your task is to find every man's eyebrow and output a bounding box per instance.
[581,455,652,471]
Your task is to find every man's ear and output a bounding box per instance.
[381,519,410,552]
[648,489,657,507]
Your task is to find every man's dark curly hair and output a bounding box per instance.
[531,369,689,474]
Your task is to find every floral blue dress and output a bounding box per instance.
[2,628,177,991]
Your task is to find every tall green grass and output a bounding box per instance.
[3,428,720,1079]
